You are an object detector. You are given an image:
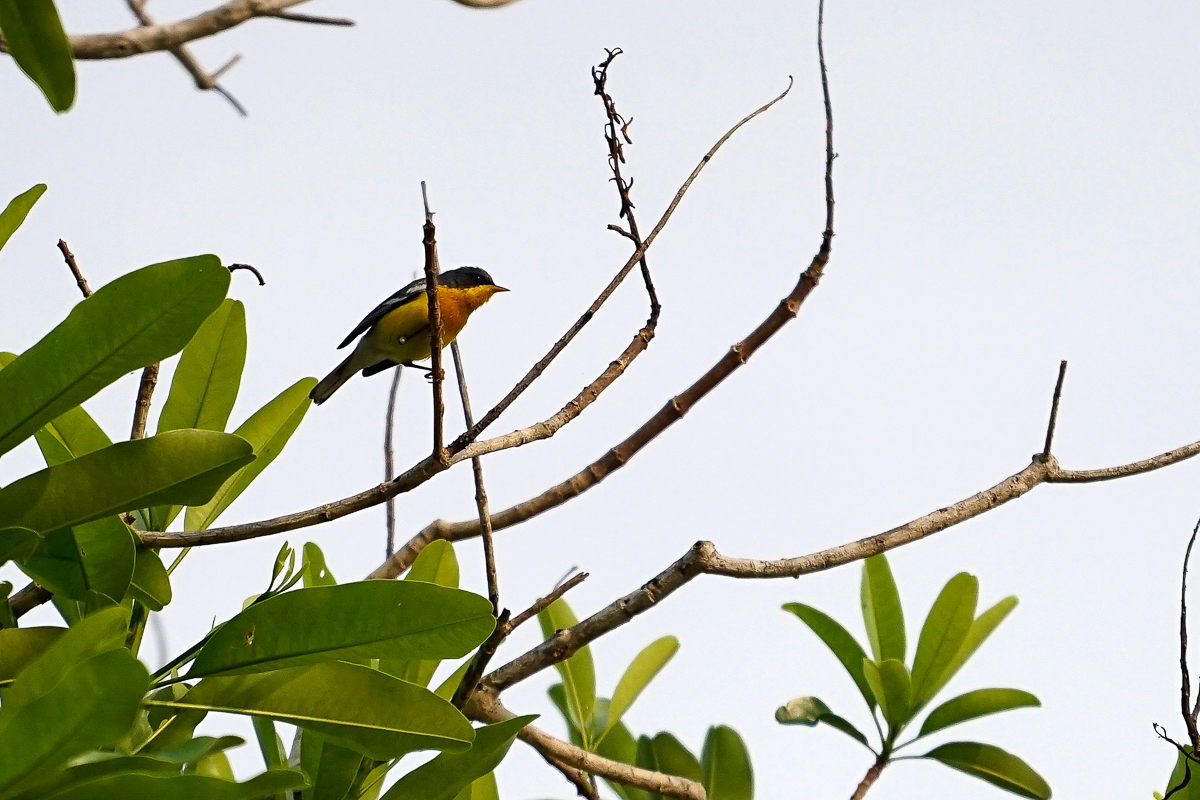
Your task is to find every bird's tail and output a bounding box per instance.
[310,352,359,405]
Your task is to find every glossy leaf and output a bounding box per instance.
[938,596,1019,692]
[3,606,128,708]
[381,715,536,800]
[302,542,338,588]
[153,735,246,765]
[538,598,595,745]
[301,732,362,800]
[600,635,679,746]
[8,755,179,799]
[783,602,875,710]
[862,658,911,730]
[451,772,499,800]
[919,689,1040,738]
[0,526,40,565]
[0,184,47,253]
[0,648,149,796]
[127,546,172,610]
[910,572,978,708]
[646,732,704,784]
[701,726,752,800]
[0,626,63,681]
[34,405,112,467]
[861,554,905,663]
[35,769,308,800]
[156,661,473,759]
[186,378,316,531]
[923,741,1051,799]
[20,517,136,602]
[381,539,461,687]
[187,580,494,679]
[151,299,248,531]
[0,257,229,458]
[0,0,74,111]
[773,696,871,748]
[0,430,254,535]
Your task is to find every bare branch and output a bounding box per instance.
[466,689,705,800]
[1046,441,1200,483]
[445,0,527,7]
[143,77,790,551]
[421,182,447,460]
[384,367,402,560]
[267,9,354,26]
[8,582,52,623]
[56,240,91,298]
[1183,518,1200,749]
[124,0,246,116]
[509,571,588,631]
[450,341,499,614]
[130,364,160,441]
[850,755,887,800]
[1041,359,1068,460]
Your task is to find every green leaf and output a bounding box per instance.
[185,378,317,531]
[0,648,149,796]
[127,546,172,611]
[0,430,254,535]
[910,572,978,709]
[783,602,876,711]
[0,0,74,111]
[701,726,752,800]
[3,606,128,708]
[862,658,912,731]
[405,539,460,586]
[938,596,1019,692]
[151,300,248,531]
[153,735,246,765]
[0,184,47,253]
[300,732,362,800]
[599,635,679,746]
[35,769,308,800]
[6,755,178,800]
[302,542,338,588]
[452,772,499,800]
[647,732,703,784]
[1164,747,1195,800]
[153,661,475,760]
[0,527,41,565]
[187,580,494,679]
[773,696,871,748]
[381,540,461,687]
[188,750,235,781]
[538,598,595,746]
[20,517,137,603]
[434,659,473,702]
[0,626,64,682]
[861,554,906,663]
[923,741,1051,799]
[918,689,1040,738]
[35,404,112,467]
[0,256,230,458]
[381,716,535,800]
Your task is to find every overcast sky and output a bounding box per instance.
[4,1,1200,797]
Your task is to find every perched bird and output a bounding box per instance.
[310,266,508,405]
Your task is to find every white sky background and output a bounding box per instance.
[3,0,1200,797]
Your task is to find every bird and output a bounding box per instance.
[310,266,508,405]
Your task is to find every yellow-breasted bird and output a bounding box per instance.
[310,266,508,404]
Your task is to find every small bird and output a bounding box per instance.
[310,266,508,405]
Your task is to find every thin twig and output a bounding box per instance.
[450,571,589,710]
[384,368,402,559]
[451,341,499,614]
[267,9,354,25]
[540,754,600,800]
[130,364,160,440]
[227,263,266,285]
[1156,722,1200,800]
[1183,517,1200,749]
[849,755,887,800]
[1041,360,1068,461]
[56,240,91,297]
[124,0,246,115]
[421,182,446,460]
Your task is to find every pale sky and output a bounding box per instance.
[3,1,1200,798]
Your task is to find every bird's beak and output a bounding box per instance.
[492,285,510,292]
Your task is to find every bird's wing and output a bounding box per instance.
[337,276,427,349]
